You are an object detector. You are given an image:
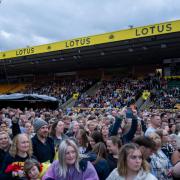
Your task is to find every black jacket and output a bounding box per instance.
[31,134,55,163]
[109,116,138,144]
[107,154,118,173]
[87,152,110,180]
[0,148,8,170]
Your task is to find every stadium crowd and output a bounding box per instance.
[151,87,180,109]
[0,75,179,180]
[0,105,180,180]
[23,79,96,105]
[74,78,154,108]
[18,76,179,110]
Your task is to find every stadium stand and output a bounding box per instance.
[0,20,180,180]
[0,83,27,94]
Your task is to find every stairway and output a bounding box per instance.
[61,81,100,110]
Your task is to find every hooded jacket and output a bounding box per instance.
[42,160,99,180]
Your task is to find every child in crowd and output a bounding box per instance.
[24,158,42,180]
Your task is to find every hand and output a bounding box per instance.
[84,126,90,134]
[12,113,20,123]
[132,109,138,117]
[121,119,126,128]
[119,106,127,117]
[167,168,173,177]
[111,110,118,117]
[12,170,24,177]
[112,107,126,118]
[17,170,24,177]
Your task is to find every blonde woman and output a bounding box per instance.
[43,139,99,180]
[106,143,157,180]
[0,133,35,179]
[0,131,11,168]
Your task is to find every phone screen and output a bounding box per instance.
[126,108,133,118]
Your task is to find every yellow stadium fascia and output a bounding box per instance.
[1,19,180,60]
[164,75,180,79]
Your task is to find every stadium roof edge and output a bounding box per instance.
[1,19,180,60]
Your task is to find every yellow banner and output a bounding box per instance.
[72,93,79,100]
[1,19,180,60]
[142,90,151,100]
[164,75,180,79]
[174,103,180,109]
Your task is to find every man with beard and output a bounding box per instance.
[32,118,55,163]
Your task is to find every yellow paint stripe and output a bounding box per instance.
[1,19,180,60]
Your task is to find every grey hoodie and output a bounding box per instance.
[106,168,157,180]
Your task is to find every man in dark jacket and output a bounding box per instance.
[106,136,121,173]
[32,118,55,163]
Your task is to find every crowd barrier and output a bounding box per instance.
[71,107,180,112]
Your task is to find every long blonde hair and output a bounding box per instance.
[91,142,107,164]
[57,139,80,178]
[9,133,33,158]
[117,143,149,176]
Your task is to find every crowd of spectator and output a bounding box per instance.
[151,87,180,109]
[11,75,178,110]
[23,79,97,105]
[0,106,179,180]
[74,78,154,108]
[0,75,179,180]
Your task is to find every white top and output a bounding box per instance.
[145,126,156,136]
[106,168,157,180]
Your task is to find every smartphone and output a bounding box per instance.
[126,107,133,118]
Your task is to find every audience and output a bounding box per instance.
[0,76,179,180]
